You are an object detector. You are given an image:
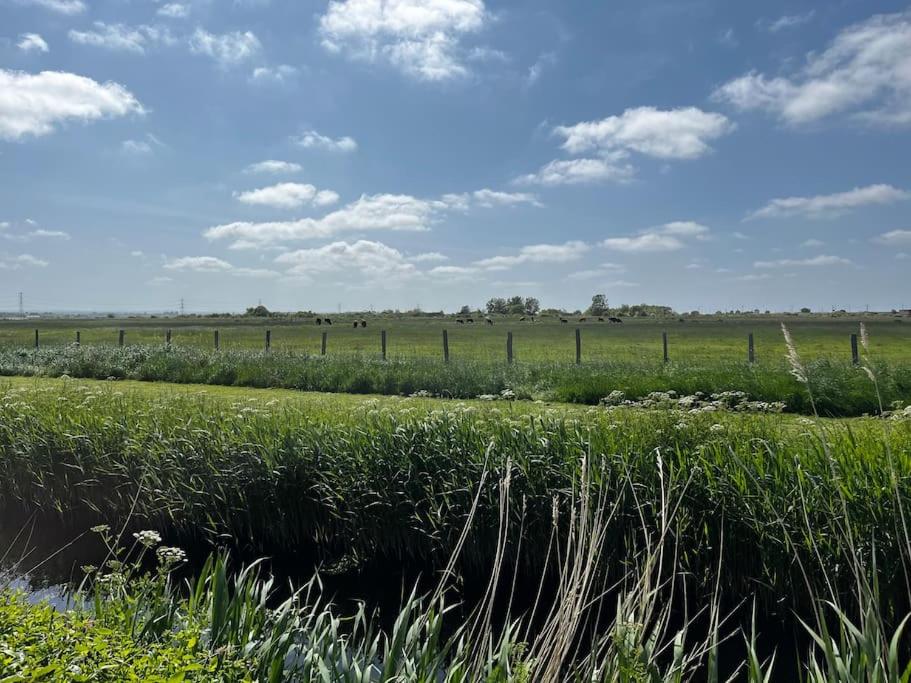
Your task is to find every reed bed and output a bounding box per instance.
[1,343,909,415]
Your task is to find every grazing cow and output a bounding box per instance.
[467,318,474,323]
[579,317,587,322]
[598,317,605,322]
[360,320,367,328]
[353,321,358,328]
[485,318,493,325]
[456,319,464,324]
[560,318,568,324]
[609,316,623,324]
[325,317,332,325]
[316,318,322,325]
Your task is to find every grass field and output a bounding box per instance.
[2,313,910,363]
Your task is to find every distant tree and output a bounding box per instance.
[504,296,524,314]
[458,305,471,316]
[486,298,508,315]
[245,305,271,317]
[523,297,540,316]
[588,294,608,316]
[800,307,812,313]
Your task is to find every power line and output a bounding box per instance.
[179,297,185,316]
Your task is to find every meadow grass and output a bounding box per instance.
[3,314,910,363]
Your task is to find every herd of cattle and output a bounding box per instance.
[313,316,623,326]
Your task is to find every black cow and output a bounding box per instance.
[485,318,493,325]
[560,318,568,324]
[316,318,322,325]
[353,321,359,328]
[609,316,623,324]
[597,317,605,322]
[456,319,464,324]
[360,320,367,328]
[467,318,474,323]
[325,317,332,325]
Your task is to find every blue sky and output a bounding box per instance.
[1,0,910,313]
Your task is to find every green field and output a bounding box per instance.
[3,313,910,363]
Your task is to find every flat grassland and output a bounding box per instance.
[2,314,909,363]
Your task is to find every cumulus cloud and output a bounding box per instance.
[318,0,489,81]
[555,106,734,160]
[15,0,84,14]
[244,160,302,175]
[2,227,70,242]
[515,156,634,186]
[754,254,852,268]
[874,229,911,246]
[189,29,261,66]
[294,129,357,153]
[157,3,189,18]
[601,221,710,253]
[69,23,174,53]
[0,254,49,269]
[234,183,340,210]
[747,184,909,220]
[474,240,588,270]
[444,188,541,208]
[715,9,911,125]
[275,239,418,282]
[163,256,278,278]
[17,33,49,53]
[250,65,298,85]
[206,193,438,247]
[409,251,448,262]
[0,69,143,141]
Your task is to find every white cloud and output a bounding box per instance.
[427,265,478,278]
[446,188,541,208]
[318,0,489,81]
[122,139,153,154]
[250,65,298,85]
[17,33,49,53]
[189,29,261,66]
[409,251,448,262]
[3,228,69,242]
[565,264,626,281]
[525,51,556,87]
[754,254,852,268]
[715,9,911,125]
[157,3,189,18]
[747,184,909,219]
[737,273,772,281]
[234,182,339,210]
[601,221,709,253]
[294,129,357,153]
[244,160,302,175]
[602,233,683,253]
[130,250,143,257]
[16,0,84,14]
[874,229,911,246]
[766,11,815,33]
[554,106,734,160]
[206,193,437,247]
[0,69,143,141]
[69,23,173,54]
[514,156,634,186]
[148,275,173,285]
[801,238,825,248]
[0,253,49,269]
[275,239,418,282]
[474,240,588,270]
[163,255,278,278]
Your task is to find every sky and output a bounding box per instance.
[1,0,910,314]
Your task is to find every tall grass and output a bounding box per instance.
[2,343,909,415]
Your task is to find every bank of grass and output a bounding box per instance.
[1,343,909,415]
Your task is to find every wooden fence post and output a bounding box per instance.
[118,330,125,347]
[662,331,669,363]
[575,328,582,365]
[34,329,38,350]
[442,329,449,362]
[748,333,755,363]
[381,330,387,360]
[214,330,219,350]
[265,329,271,351]
[507,331,514,364]
[321,331,327,356]
[75,330,80,346]
[166,329,172,346]
[851,333,859,365]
